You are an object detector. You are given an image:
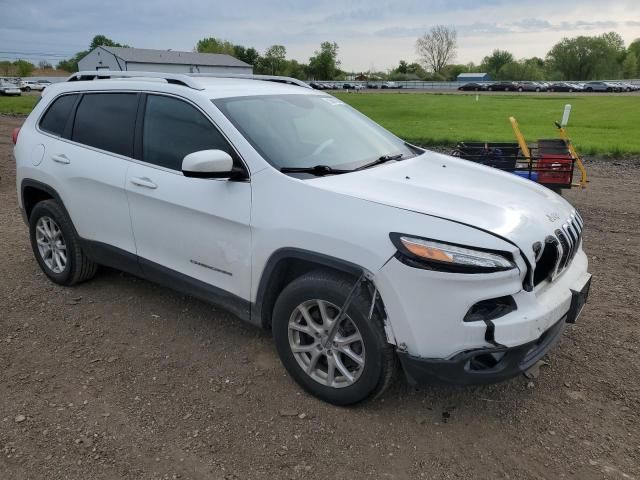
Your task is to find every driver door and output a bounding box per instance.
[125,93,252,303]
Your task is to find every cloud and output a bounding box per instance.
[0,0,638,71]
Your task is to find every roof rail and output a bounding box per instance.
[189,73,311,89]
[67,71,311,90]
[67,71,204,90]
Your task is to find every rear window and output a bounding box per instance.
[72,93,138,157]
[39,94,78,136]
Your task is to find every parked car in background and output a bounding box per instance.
[547,82,581,92]
[309,82,326,90]
[487,81,519,91]
[458,82,487,91]
[19,80,47,92]
[0,81,22,96]
[381,81,402,89]
[516,81,547,92]
[583,81,620,92]
[614,82,638,92]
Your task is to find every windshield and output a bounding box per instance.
[213,94,416,170]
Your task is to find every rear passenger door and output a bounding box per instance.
[39,92,138,257]
[125,93,252,303]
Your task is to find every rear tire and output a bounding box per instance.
[272,270,396,405]
[29,200,98,286]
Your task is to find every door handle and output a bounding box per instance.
[51,154,70,164]
[130,177,158,189]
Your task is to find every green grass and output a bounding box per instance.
[2,91,638,155]
[334,92,640,156]
[0,95,40,115]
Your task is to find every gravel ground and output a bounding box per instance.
[1,115,639,480]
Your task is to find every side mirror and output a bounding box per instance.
[182,150,234,179]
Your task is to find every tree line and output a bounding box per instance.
[406,26,639,81]
[12,30,640,82]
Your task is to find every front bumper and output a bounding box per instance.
[375,247,590,360]
[398,314,567,385]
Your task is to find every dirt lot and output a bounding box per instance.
[1,114,638,480]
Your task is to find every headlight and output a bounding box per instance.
[390,233,516,273]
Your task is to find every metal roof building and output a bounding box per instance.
[456,72,491,82]
[77,46,253,74]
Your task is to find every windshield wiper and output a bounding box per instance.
[280,153,405,177]
[280,165,351,176]
[355,153,404,171]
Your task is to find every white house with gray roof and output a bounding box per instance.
[77,46,252,74]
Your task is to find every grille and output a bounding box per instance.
[533,211,584,285]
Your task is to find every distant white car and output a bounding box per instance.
[19,80,47,92]
[0,81,21,96]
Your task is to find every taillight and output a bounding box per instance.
[12,127,20,145]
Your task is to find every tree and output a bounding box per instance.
[0,61,14,76]
[196,37,235,55]
[546,32,626,80]
[13,60,34,77]
[629,38,640,62]
[89,34,127,50]
[623,53,638,79]
[38,60,53,69]
[233,45,260,65]
[440,64,469,81]
[415,25,457,73]
[308,41,340,80]
[396,60,409,74]
[495,60,544,80]
[56,51,88,72]
[481,49,514,77]
[262,45,287,75]
[284,59,308,80]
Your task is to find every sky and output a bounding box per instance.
[1,0,639,71]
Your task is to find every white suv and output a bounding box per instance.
[18,80,47,92]
[13,71,591,405]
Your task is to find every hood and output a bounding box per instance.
[309,151,577,262]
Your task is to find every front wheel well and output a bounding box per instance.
[255,252,364,329]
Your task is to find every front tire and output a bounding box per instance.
[272,270,396,405]
[29,200,98,286]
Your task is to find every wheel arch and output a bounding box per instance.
[21,179,65,221]
[253,248,366,329]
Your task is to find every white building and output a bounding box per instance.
[78,46,252,74]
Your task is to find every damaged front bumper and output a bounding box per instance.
[397,315,566,385]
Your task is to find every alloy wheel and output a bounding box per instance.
[288,299,365,388]
[35,216,67,273]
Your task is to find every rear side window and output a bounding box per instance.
[72,93,138,157]
[39,94,78,136]
[142,94,233,171]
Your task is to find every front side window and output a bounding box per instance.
[142,95,233,171]
[39,94,78,136]
[214,94,415,171]
[71,93,138,157]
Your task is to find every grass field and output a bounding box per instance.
[1,92,639,155]
[334,93,640,155]
[0,95,39,115]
